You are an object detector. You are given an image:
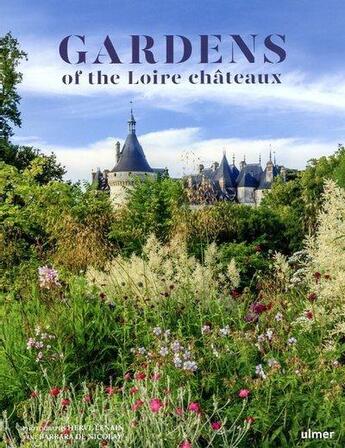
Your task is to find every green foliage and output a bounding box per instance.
[263,145,345,235]
[109,175,187,254]
[180,202,299,260]
[0,32,27,140]
[218,242,270,288]
[0,159,113,291]
[0,140,66,183]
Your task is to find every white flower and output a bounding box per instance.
[138,347,146,355]
[171,341,181,352]
[255,364,267,379]
[183,350,191,360]
[267,358,280,368]
[219,325,230,337]
[153,327,162,336]
[275,312,283,321]
[27,338,36,349]
[266,329,273,341]
[183,361,198,372]
[257,334,265,343]
[288,337,297,345]
[35,352,44,362]
[159,346,169,357]
[173,355,182,368]
[201,325,211,334]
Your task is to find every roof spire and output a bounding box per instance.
[232,153,235,165]
[128,101,136,134]
[244,154,246,163]
[273,151,276,165]
[269,144,272,162]
[259,153,261,165]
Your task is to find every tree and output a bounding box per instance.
[0,32,27,140]
[0,140,66,184]
[109,175,187,254]
[262,145,345,237]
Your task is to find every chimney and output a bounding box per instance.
[115,141,121,163]
[198,164,204,174]
[212,161,219,171]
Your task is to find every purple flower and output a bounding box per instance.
[244,312,258,323]
[38,266,61,289]
[250,303,268,314]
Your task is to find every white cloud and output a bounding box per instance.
[14,128,338,183]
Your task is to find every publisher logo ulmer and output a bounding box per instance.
[301,429,335,440]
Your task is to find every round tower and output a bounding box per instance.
[107,109,156,207]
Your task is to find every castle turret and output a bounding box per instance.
[265,149,274,183]
[106,108,156,206]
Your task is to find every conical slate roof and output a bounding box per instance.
[229,164,239,184]
[111,112,153,173]
[213,154,235,188]
[237,163,263,188]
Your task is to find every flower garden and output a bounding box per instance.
[1,174,345,447]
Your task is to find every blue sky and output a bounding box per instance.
[2,0,345,181]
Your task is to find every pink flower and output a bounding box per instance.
[131,399,144,411]
[238,389,250,399]
[130,386,139,395]
[149,398,164,413]
[30,391,38,398]
[188,402,201,414]
[151,372,161,381]
[83,394,92,403]
[124,372,131,381]
[245,416,255,424]
[49,387,61,397]
[211,421,222,430]
[105,386,116,396]
[308,292,317,302]
[175,407,184,416]
[305,310,313,320]
[61,398,71,407]
[135,371,146,381]
[179,441,192,448]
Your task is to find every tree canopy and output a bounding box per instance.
[0,32,27,140]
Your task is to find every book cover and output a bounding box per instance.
[1,1,345,446]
